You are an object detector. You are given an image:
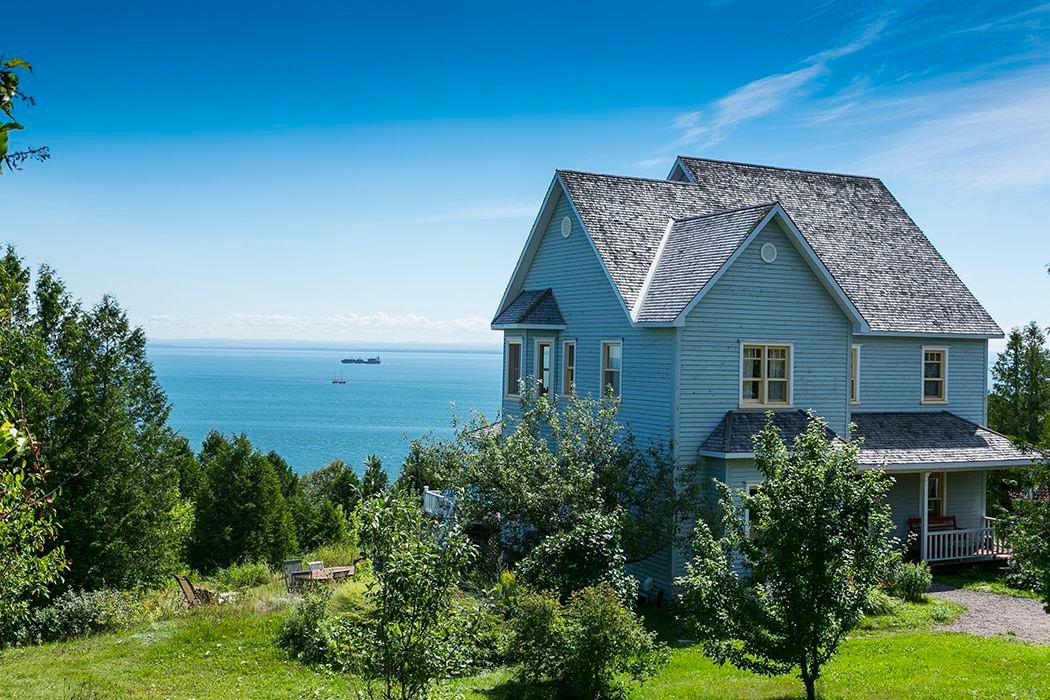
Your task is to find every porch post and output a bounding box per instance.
[920,471,929,562]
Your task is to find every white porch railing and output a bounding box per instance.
[925,520,1008,563]
[422,486,453,519]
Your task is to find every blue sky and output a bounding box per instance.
[3,0,1048,350]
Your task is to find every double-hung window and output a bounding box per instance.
[601,340,622,398]
[927,472,945,516]
[741,344,791,406]
[505,339,522,397]
[562,340,576,395]
[535,340,552,396]
[922,347,947,403]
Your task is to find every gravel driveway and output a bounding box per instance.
[929,583,1050,643]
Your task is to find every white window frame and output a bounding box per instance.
[739,341,794,408]
[926,472,947,517]
[600,339,623,399]
[504,336,524,399]
[534,337,554,397]
[561,339,576,396]
[920,346,949,405]
[850,344,861,405]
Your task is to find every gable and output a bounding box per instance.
[494,178,631,324]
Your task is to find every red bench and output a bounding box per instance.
[907,515,957,532]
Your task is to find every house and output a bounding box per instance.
[491,156,1035,594]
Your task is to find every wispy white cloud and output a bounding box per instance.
[633,157,668,169]
[855,67,1050,190]
[143,310,498,343]
[386,198,536,225]
[655,6,895,151]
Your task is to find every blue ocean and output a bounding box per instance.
[148,342,502,476]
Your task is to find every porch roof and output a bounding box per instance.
[852,411,1035,469]
[698,409,1037,470]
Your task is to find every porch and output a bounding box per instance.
[888,470,1011,565]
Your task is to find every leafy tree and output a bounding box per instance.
[676,413,895,700]
[300,458,361,515]
[347,491,475,699]
[0,55,50,172]
[0,404,67,644]
[0,250,185,589]
[451,391,700,565]
[360,454,389,501]
[1006,464,1050,608]
[517,510,635,604]
[988,322,1050,447]
[189,432,297,570]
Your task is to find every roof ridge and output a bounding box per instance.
[677,156,883,182]
[557,169,701,187]
[672,202,777,224]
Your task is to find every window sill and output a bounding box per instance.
[850,401,861,406]
[920,399,949,406]
[738,404,794,410]
[504,395,522,403]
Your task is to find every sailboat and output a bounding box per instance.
[331,370,347,384]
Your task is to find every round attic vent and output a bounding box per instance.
[560,216,572,238]
[760,243,778,263]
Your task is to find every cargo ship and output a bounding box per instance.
[341,356,381,365]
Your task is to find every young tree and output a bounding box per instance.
[1007,463,1050,608]
[0,55,50,172]
[676,413,895,700]
[349,491,475,699]
[0,405,67,644]
[190,432,297,570]
[988,322,1050,447]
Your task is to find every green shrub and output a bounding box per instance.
[863,587,900,616]
[517,511,635,605]
[277,589,333,666]
[212,562,273,589]
[890,561,932,602]
[17,589,138,646]
[511,583,668,699]
[489,571,521,618]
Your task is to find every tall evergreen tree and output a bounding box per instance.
[0,249,186,589]
[360,454,389,500]
[190,432,297,570]
[988,322,1050,447]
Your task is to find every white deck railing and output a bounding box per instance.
[422,486,453,519]
[925,521,1008,563]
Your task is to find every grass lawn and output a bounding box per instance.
[934,565,1042,600]
[0,605,360,699]
[2,584,1048,700]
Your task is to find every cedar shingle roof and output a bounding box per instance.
[492,288,565,327]
[699,410,1034,467]
[636,204,774,323]
[556,158,1001,336]
[852,412,1032,466]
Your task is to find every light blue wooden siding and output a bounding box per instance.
[500,189,676,447]
[677,219,852,461]
[946,470,985,529]
[885,472,919,543]
[851,337,988,424]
